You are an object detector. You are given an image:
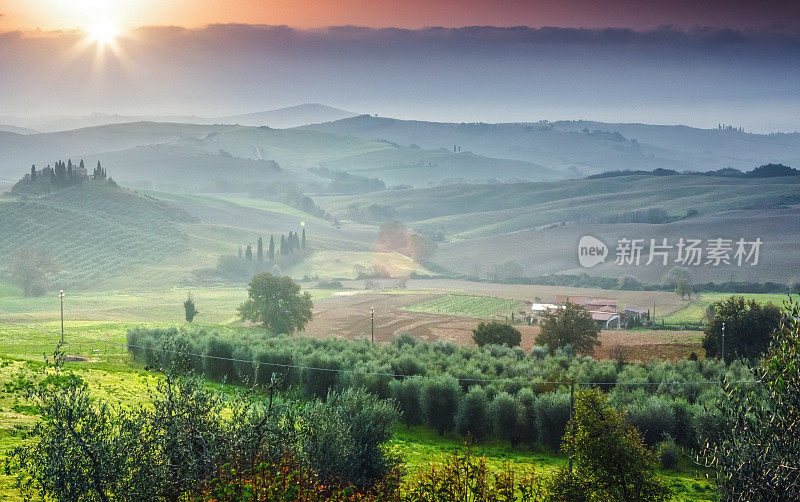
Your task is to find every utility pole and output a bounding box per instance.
[569,380,575,474]
[652,300,656,327]
[59,290,65,344]
[371,306,375,344]
[721,322,725,363]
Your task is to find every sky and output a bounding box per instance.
[3,0,800,32]
[1,1,799,130]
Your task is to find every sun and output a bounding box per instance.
[87,19,118,46]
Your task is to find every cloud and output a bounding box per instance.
[1,24,799,129]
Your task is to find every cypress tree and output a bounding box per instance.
[280,235,287,256]
[268,235,275,261]
[301,228,306,250]
[245,244,253,260]
[30,165,36,182]
[257,237,263,262]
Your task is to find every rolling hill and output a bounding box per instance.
[1,104,358,133]
[218,104,359,128]
[318,174,800,284]
[0,122,568,188]
[0,181,194,289]
[302,116,800,176]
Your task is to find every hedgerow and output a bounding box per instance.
[126,327,747,449]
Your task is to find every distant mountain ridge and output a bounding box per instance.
[218,104,359,128]
[302,115,800,176]
[1,104,359,132]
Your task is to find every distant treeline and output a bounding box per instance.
[589,163,798,179]
[422,262,799,296]
[481,273,797,295]
[212,229,309,281]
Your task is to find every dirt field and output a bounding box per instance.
[304,284,702,361]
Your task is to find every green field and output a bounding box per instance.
[0,342,716,501]
[663,292,792,325]
[403,293,522,318]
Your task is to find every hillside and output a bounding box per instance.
[0,104,359,133]
[319,147,562,185]
[219,104,359,128]
[302,116,800,176]
[0,124,37,135]
[0,182,194,289]
[0,122,570,189]
[318,174,800,284]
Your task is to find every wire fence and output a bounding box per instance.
[0,317,762,388]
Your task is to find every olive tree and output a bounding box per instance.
[548,389,670,502]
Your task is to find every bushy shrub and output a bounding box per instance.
[346,364,392,399]
[301,353,341,400]
[515,387,539,445]
[254,348,295,389]
[390,377,425,428]
[405,447,547,501]
[231,345,254,384]
[670,399,698,447]
[392,332,418,348]
[657,437,680,470]
[535,392,571,450]
[301,388,398,487]
[391,355,425,377]
[456,386,491,441]
[422,375,462,435]
[204,336,235,381]
[625,396,676,447]
[472,321,522,347]
[489,392,522,445]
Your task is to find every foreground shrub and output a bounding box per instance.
[405,446,547,502]
[7,350,265,501]
[422,375,462,436]
[207,452,403,502]
[557,389,670,502]
[301,388,399,487]
[699,298,800,500]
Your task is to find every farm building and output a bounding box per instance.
[554,295,624,329]
[625,305,650,324]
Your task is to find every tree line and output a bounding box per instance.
[12,160,109,195]
[214,230,309,281]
